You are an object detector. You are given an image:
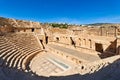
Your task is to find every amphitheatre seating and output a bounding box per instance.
[0,33,43,71]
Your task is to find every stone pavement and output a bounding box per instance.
[47,44,101,62]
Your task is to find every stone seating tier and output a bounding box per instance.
[0,33,43,71]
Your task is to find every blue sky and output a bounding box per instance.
[0,0,119,24]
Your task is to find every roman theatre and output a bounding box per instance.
[0,17,120,80]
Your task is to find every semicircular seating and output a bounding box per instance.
[0,33,43,71]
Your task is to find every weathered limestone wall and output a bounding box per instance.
[47,44,85,64]
[25,29,32,32]
[34,29,41,34]
[0,17,42,28]
[0,25,14,33]
[70,26,120,38]
[0,17,43,34]
[116,38,120,54]
[77,55,120,75]
[50,34,116,55]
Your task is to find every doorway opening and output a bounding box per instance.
[40,40,45,49]
[56,37,59,42]
[70,37,75,47]
[31,28,35,32]
[46,36,48,44]
[95,43,103,53]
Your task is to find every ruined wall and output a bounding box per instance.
[77,55,120,75]
[0,17,42,32]
[34,28,41,34]
[70,26,119,37]
[50,33,117,56]
[116,38,120,54]
[47,44,83,64]
[0,25,14,33]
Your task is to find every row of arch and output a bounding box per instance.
[55,36,93,50]
[14,28,41,33]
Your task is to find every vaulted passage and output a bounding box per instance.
[95,43,103,53]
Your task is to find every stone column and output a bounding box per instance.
[100,27,103,36]
[115,26,117,37]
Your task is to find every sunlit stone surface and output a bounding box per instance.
[0,17,120,80]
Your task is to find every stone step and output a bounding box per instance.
[13,52,25,68]
[0,44,12,50]
[8,51,22,68]
[4,50,16,65]
[0,46,14,58]
[22,50,41,70]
